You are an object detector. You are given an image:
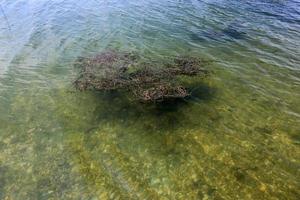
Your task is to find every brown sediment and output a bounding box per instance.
[74,50,208,102]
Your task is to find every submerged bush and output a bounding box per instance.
[74,50,208,102]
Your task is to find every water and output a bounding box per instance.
[0,0,299,199]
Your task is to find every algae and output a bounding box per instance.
[74,50,208,102]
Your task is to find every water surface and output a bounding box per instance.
[0,0,299,199]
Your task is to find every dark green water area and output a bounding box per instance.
[0,0,299,199]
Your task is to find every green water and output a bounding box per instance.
[0,0,299,199]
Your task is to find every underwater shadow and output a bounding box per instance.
[188,82,216,102]
[89,81,216,134]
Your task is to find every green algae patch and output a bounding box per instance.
[74,50,209,102]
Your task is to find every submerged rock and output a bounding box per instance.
[74,50,208,103]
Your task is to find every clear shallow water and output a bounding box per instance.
[0,0,299,199]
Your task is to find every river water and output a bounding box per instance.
[0,0,299,199]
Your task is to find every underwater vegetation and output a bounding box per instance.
[74,50,209,102]
[222,26,246,40]
[190,22,247,42]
